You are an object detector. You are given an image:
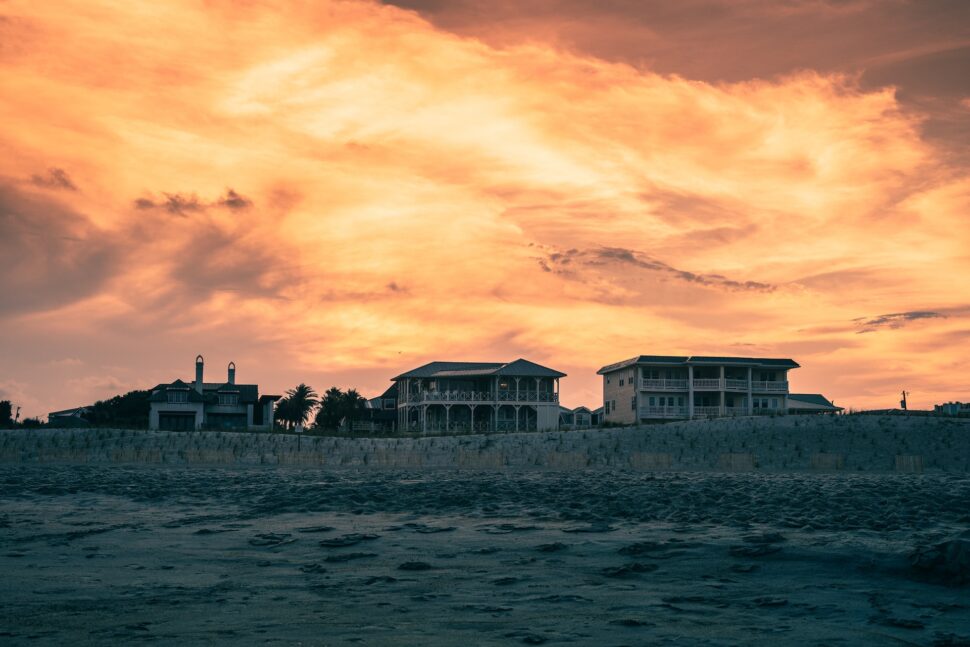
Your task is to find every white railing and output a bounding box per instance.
[751,381,788,392]
[724,379,749,390]
[753,408,784,416]
[640,406,688,418]
[496,391,558,403]
[692,379,722,390]
[693,406,722,417]
[640,378,689,390]
[408,391,494,403]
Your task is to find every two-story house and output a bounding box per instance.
[148,355,280,431]
[599,355,799,424]
[393,359,565,434]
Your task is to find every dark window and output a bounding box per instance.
[631,396,636,410]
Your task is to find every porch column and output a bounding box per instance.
[719,366,726,416]
[422,404,427,434]
[492,404,498,432]
[534,377,540,401]
[747,367,753,415]
[470,404,477,432]
[514,405,520,432]
[445,404,451,432]
[515,377,520,402]
[687,365,695,420]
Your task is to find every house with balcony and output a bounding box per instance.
[392,359,565,434]
[148,355,280,431]
[598,355,799,424]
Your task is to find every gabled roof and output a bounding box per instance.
[598,355,799,374]
[572,406,592,414]
[393,359,565,380]
[48,406,90,417]
[788,393,842,410]
[148,379,260,404]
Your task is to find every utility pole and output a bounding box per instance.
[900,391,909,411]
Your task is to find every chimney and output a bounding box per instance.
[195,355,204,393]
[228,361,236,385]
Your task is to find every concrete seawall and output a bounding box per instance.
[2,415,969,472]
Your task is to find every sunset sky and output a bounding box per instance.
[1,0,969,419]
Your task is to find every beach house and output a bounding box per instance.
[598,355,799,424]
[147,355,280,431]
[392,359,565,434]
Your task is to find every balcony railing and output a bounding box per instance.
[640,378,689,390]
[407,391,558,404]
[693,406,723,417]
[496,391,558,403]
[724,379,749,391]
[692,379,723,390]
[752,407,785,415]
[751,381,788,392]
[408,391,493,403]
[640,405,688,419]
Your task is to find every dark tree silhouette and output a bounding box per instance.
[315,387,345,430]
[86,390,151,428]
[277,384,318,430]
[341,389,367,425]
[314,387,368,431]
[0,400,13,428]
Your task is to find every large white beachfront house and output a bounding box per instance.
[393,360,565,434]
[148,355,280,431]
[599,355,800,424]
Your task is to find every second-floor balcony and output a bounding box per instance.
[751,380,788,392]
[640,378,689,390]
[407,390,558,404]
[641,378,790,392]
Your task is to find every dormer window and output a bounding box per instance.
[218,393,239,406]
[168,390,188,404]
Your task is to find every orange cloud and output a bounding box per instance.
[0,0,967,416]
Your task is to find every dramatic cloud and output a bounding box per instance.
[854,311,947,333]
[0,182,121,316]
[538,246,776,293]
[0,0,967,416]
[30,167,77,191]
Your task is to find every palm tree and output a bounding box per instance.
[314,387,344,431]
[285,383,319,430]
[341,389,366,424]
[273,396,297,431]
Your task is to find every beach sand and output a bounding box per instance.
[2,416,969,644]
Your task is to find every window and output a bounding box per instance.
[606,376,611,384]
[612,399,616,411]
[605,401,611,414]
[631,396,636,410]
[167,390,187,404]
[678,396,684,406]
[619,378,624,386]
[218,393,239,406]
[649,396,655,406]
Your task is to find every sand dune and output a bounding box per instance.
[2,415,969,472]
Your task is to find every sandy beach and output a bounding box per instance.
[2,417,969,645]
